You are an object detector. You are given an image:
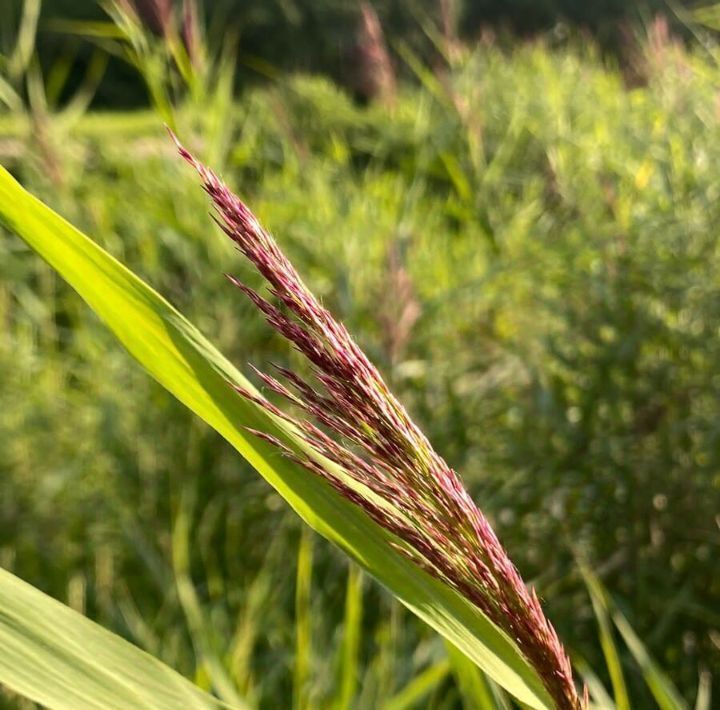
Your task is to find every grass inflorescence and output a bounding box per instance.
[174,133,583,708]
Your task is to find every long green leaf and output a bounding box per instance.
[335,564,364,710]
[0,166,554,709]
[581,563,687,710]
[383,660,451,710]
[612,611,686,710]
[446,641,506,709]
[294,528,314,710]
[0,567,227,710]
[581,566,630,710]
[694,669,711,710]
[574,657,614,710]
[172,491,247,707]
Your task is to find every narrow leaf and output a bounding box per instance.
[383,660,451,710]
[581,567,630,710]
[446,641,499,709]
[335,564,364,710]
[0,567,227,710]
[294,528,314,710]
[581,563,687,710]
[612,611,686,710]
[694,669,711,710]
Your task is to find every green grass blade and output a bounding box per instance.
[172,491,247,707]
[694,669,711,710]
[0,75,23,112]
[580,566,630,710]
[335,564,364,710]
[0,166,554,710]
[574,657,614,709]
[227,536,285,698]
[581,563,687,710]
[7,0,40,81]
[383,660,451,710]
[293,528,314,710]
[611,611,687,710]
[445,641,497,709]
[0,567,226,710]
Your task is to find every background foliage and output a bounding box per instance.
[5,0,711,107]
[1,1,720,707]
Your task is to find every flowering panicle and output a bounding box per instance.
[173,134,584,709]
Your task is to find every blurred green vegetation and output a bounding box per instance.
[4,0,710,108]
[1,2,720,707]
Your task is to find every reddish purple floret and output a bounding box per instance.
[172,132,584,710]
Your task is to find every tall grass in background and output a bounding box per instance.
[0,1,719,706]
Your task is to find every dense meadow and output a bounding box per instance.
[1,15,720,708]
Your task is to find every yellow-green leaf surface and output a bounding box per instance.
[0,166,554,709]
[0,567,228,710]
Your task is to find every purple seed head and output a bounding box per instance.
[172,132,585,709]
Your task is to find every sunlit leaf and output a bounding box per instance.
[0,165,554,709]
[0,567,228,710]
